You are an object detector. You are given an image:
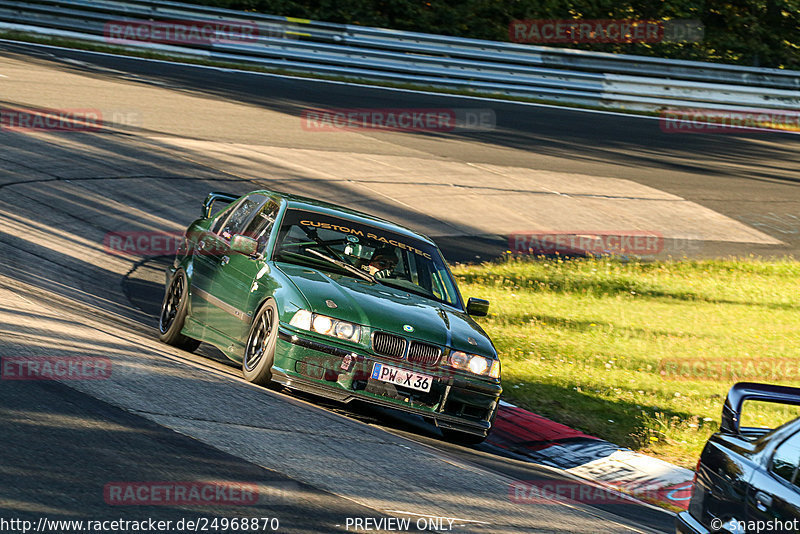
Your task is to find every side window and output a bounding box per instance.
[211,205,233,234]
[429,272,445,300]
[216,195,267,241]
[211,214,225,235]
[414,258,433,293]
[772,432,800,486]
[242,200,280,251]
[406,252,420,285]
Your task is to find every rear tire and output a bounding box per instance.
[242,300,278,386]
[158,270,201,352]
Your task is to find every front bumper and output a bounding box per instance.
[675,512,709,534]
[274,327,502,436]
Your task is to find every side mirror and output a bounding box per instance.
[230,234,258,256]
[466,297,490,317]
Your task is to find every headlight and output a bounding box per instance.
[289,310,361,343]
[334,321,356,339]
[289,309,312,330]
[449,351,470,368]
[448,351,500,379]
[468,356,489,375]
[312,314,333,334]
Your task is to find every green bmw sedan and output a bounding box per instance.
[159,190,501,443]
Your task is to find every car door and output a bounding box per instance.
[188,203,238,326]
[746,429,800,531]
[207,196,280,346]
[198,194,268,334]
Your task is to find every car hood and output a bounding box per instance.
[275,262,495,357]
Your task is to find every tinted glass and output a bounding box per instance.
[274,209,461,307]
[242,200,280,253]
[217,195,267,241]
[772,432,800,486]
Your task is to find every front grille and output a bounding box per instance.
[372,332,406,359]
[408,341,442,366]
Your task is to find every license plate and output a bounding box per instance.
[370,362,433,393]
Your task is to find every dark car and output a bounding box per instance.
[677,382,800,534]
[159,191,501,443]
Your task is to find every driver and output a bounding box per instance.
[365,247,398,278]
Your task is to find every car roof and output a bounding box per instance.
[254,189,437,246]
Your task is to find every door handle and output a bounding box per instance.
[221,256,230,266]
[755,491,773,511]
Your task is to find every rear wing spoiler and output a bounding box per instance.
[202,192,240,219]
[721,382,800,434]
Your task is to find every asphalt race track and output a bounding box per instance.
[1,40,798,533]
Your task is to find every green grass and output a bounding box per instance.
[453,255,800,469]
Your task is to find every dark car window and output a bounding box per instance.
[211,210,228,235]
[772,431,800,486]
[273,208,461,307]
[216,194,268,241]
[242,199,280,252]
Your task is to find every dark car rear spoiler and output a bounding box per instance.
[721,382,800,434]
[202,192,240,219]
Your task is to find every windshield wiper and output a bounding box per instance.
[306,248,376,283]
[298,226,351,263]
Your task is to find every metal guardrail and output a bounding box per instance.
[1,0,799,112]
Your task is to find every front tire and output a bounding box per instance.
[158,270,201,352]
[242,300,278,386]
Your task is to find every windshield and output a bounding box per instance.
[274,208,461,307]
